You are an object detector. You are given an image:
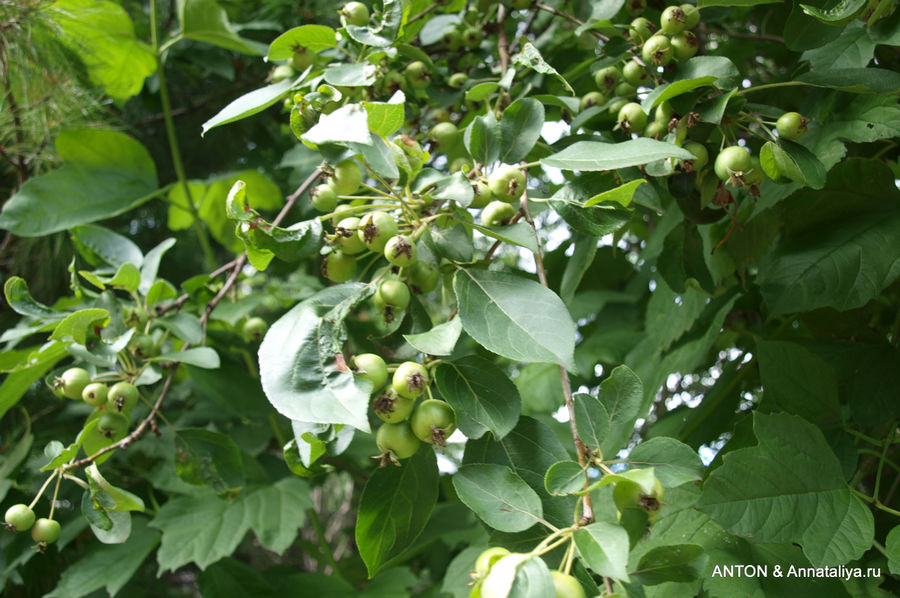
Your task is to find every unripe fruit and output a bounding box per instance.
[714,146,752,181]
[683,141,709,170]
[82,382,108,407]
[335,217,367,255]
[613,477,665,518]
[449,72,468,88]
[671,31,699,60]
[291,47,315,71]
[4,504,35,532]
[384,235,417,267]
[474,547,511,577]
[351,353,388,391]
[31,518,60,544]
[405,61,431,90]
[776,111,808,140]
[618,102,648,133]
[98,411,129,440]
[627,0,647,15]
[622,59,650,86]
[376,421,420,459]
[660,5,687,35]
[242,317,268,343]
[373,387,416,423]
[655,102,674,124]
[392,361,429,399]
[441,29,463,50]
[608,97,630,115]
[429,122,459,148]
[408,261,440,294]
[642,35,674,67]
[681,3,700,28]
[644,121,666,139]
[377,280,411,310]
[332,159,363,195]
[580,91,606,111]
[462,26,482,48]
[323,251,357,283]
[629,17,655,44]
[358,212,398,252]
[615,82,636,98]
[593,65,619,91]
[481,201,517,226]
[488,164,526,203]
[341,1,369,26]
[58,367,90,400]
[410,399,456,445]
[470,180,492,209]
[311,183,338,212]
[107,381,139,413]
[551,572,587,598]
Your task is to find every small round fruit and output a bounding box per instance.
[629,17,655,44]
[470,180,492,209]
[449,72,468,88]
[291,47,316,70]
[358,212,398,252]
[642,35,674,67]
[776,111,808,140]
[593,65,619,92]
[377,280,411,310]
[580,91,605,111]
[242,316,268,343]
[551,572,587,598]
[408,261,439,294]
[58,367,90,400]
[644,121,666,139]
[323,251,357,283]
[98,411,129,440]
[622,59,650,86]
[410,399,456,445]
[618,102,648,133]
[660,5,687,34]
[4,504,35,532]
[681,3,700,28]
[613,478,664,515]
[627,0,647,15]
[335,217,367,255]
[671,31,699,60]
[683,141,709,170]
[441,29,463,50]
[373,388,416,423]
[351,353,388,391]
[384,235,417,267]
[615,82,636,98]
[30,518,60,544]
[474,547,511,577]
[81,382,108,407]
[311,183,338,212]
[429,122,459,148]
[462,26,482,48]
[376,421,420,459]
[481,201,516,226]
[714,146,751,181]
[332,159,363,195]
[655,102,674,124]
[392,361,429,399]
[487,164,526,203]
[405,61,431,90]
[341,1,369,26]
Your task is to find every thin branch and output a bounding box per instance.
[520,192,594,525]
[497,4,510,78]
[535,2,609,41]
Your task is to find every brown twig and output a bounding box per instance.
[520,192,594,525]
[535,2,609,42]
[484,212,523,261]
[497,4,510,77]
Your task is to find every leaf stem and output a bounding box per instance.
[735,81,811,96]
[27,471,59,510]
[307,507,343,576]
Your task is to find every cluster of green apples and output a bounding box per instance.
[4,503,60,548]
[469,547,587,598]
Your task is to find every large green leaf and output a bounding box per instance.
[0,129,158,236]
[403,318,462,356]
[542,139,693,171]
[453,269,576,370]
[434,356,521,440]
[50,0,156,100]
[627,437,704,488]
[573,522,631,581]
[178,0,266,55]
[631,544,708,585]
[267,25,337,59]
[464,112,501,165]
[573,393,610,454]
[498,98,545,163]
[0,342,68,421]
[174,428,244,494]
[757,340,842,426]
[202,78,298,135]
[70,225,143,269]
[302,104,373,146]
[259,284,373,432]
[596,365,644,457]
[697,412,874,566]
[356,448,438,577]
[452,463,543,533]
[796,67,900,94]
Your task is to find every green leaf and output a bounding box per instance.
[4,277,60,319]
[678,56,740,89]
[573,522,631,581]
[542,139,693,171]
[267,25,337,59]
[543,460,585,496]
[583,180,646,208]
[631,544,707,585]
[0,129,158,237]
[418,14,461,45]
[403,317,463,356]
[699,0,779,7]
[796,68,900,94]
[453,269,576,370]
[467,221,540,254]
[697,412,874,566]
[157,313,203,345]
[70,225,143,269]
[344,0,403,47]
[151,347,221,369]
[0,343,67,420]
[550,199,632,237]
[627,438,704,487]
[363,91,405,137]
[499,98,545,163]
[574,393,610,453]
[432,172,474,207]
[356,448,439,577]
[259,284,374,432]
[425,224,474,263]
[434,356,521,440]
[452,463,543,532]
[50,0,156,100]
[242,477,312,554]
[801,0,868,23]
[302,103,372,145]
[174,428,245,494]
[560,234,598,303]
[85,464,145,512]
[201,78,297,135]
[464,112,501,165]
[596,365,643,458]
[757,340,842,426]
[512,42,574,95]
[479,553,555,598]
[178,0,266,55]
[887,525,900,576]
[657,222,714,294]
[348,135,399,180]
[641,77,717,113]
[323,63,377,87]
[45,518,160,598]
[759,140,826,189]
[0,425,33,501]
[465,82,499,102]
[801,22,874,69]
[108,262,142,292]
